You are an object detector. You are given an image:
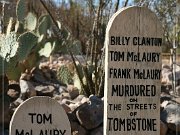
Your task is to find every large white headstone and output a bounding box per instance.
[104,6,163,135]
[10,96,71,135]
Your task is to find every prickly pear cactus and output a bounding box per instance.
[16,0,27,22]
[17,32,38,61]
[57,65,73,85]
[38,15,52,35]
[6,57,22,81]
[0,32,19,62]
[39,42,55,57]
[24,12,37,31]
[6,18,13,35]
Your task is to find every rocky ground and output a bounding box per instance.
[1,55,180,135]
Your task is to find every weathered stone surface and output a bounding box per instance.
[161,84,171,94]
[76,100,103,130]
[61,98,75,105]
[7,84,20,102]
[73,95,86,103]
[162,70,180,85]
[71,121,88,135]
[19,80,36,100]
[160,94,172,103]
[161,102,180,132]
[69,103,81,112]
[81,97,89,104]
[67,85,79,99]
[61,103,72,113]
[90,126,103,135]
[89,95,102,105]
[35,85,55,97]
[31,68,47,82]
[60,92,71,100]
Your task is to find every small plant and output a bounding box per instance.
[0,0,52,80]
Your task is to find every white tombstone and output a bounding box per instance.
[10,96,71,135]
[104,6,163,135]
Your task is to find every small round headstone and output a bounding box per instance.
[10,96,71,135]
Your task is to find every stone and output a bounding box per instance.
[7,84,20,102]
[19,80,36,100]
[161,101,169,108]
[163,70,180,85]
[71,121,88,135]
[76,102,103,130]
[58,86,67,94]
[81,97,89,104]
[89,95,102,105]
[61,103,72,113]
[73,95,86,103]
[20,73,31,81]
[162,64,171,69]
[60,92,71,100]
[31,68,47,82]
[10,98,23,112]
[67,85,79,99]
[35,85,55,97]
[161,85,171,94]
[161,102,180,132]
[160,120,168,135]
[160,94,172,103]
[90,126,103,135]
[61,98,75,105]
[69,103,81,112]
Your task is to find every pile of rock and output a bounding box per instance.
[2,65,103,135]
[160,64,180,135]
[1,60,180,135]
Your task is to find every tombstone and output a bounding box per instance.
[10,96,71,135]
[104,7,163,135]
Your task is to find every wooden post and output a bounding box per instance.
[104,7,163,135]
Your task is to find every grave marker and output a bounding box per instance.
[10,96,71,135]
[104,7,163,135]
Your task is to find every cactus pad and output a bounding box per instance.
[0,32,19,62]
[38,15,51,35]
[16,0,27,22]
[17,32,38,61]
[57,65,73,85]
[24,12,37,31]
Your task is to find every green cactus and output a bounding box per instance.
[17,32,38,61]
[39,42,54,57]
[24,12,37,31]
[6,18,13,35]
[6,57,22,81]
[57,65,73,85]
[38,15,52,36]
[0,32,18,62]
[16,0,27,22]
